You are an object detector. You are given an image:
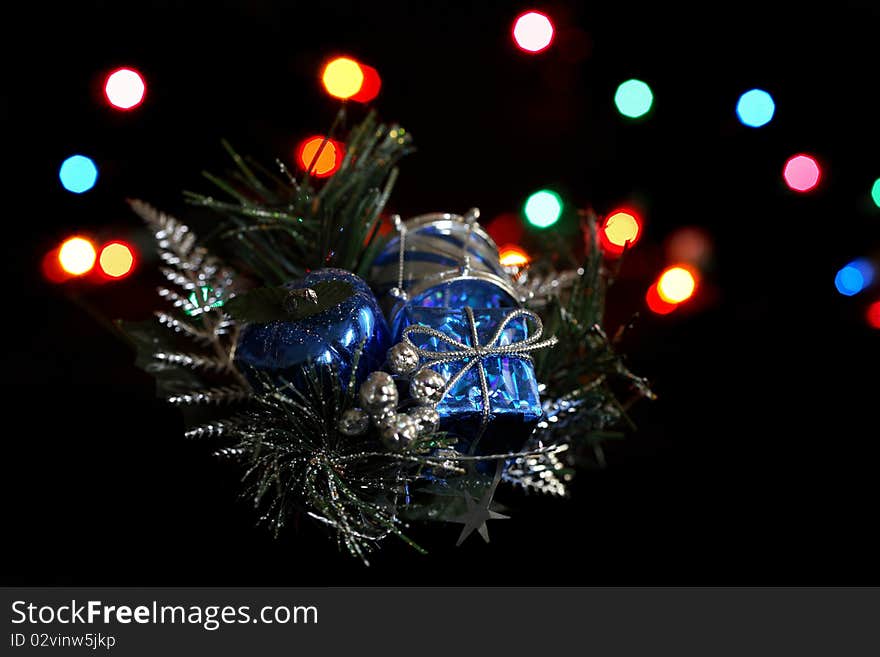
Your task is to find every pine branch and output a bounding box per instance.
[188,111,414,285]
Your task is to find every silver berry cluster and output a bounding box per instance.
[388,341,446,406]
[336,367,442,452]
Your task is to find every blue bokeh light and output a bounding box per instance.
[736,89,775,128]
[835,259,874,296]
[59,155,98,194]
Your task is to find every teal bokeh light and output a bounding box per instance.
[59,155,98,194]
[523,190,563,228]
[736,89,775,128]
[614,79,653,119]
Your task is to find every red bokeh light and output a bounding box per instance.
[351,64,382,103]
[867,301,880,329]
[42,248,72,283]
[646,283,677,315]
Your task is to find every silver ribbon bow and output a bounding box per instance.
[401,306,558,428]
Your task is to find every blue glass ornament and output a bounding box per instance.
[235,269,391,395]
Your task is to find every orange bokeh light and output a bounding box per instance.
[499,245,530,267]
[296,135,344,178]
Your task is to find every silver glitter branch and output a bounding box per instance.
[128,199,249,393]
[503,443,573,497]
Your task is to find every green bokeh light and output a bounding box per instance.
[872,178,880,209]
[614,79,653,119]
[186,286,224,316]
[524,189,563,228]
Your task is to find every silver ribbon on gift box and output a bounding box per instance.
[401,306,558,428]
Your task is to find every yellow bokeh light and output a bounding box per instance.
[99,242,134,278]
[58,236,97,276]
[499,246,530,267]
[322,57,364,99]
[604,211,640,247]
[657,266,697,304]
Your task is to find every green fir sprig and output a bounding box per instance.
[184,110,413,285]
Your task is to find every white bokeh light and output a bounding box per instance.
[513,11,554,53]
[104,67,146,110]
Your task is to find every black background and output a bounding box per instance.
[3,1,879,584]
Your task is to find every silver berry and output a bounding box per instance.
[409,406,440,434]
[359,371,398,411]
[380,413,419,451]
[371,406,397,430]
[410,368,446,406]
[337,408,370,436]
[387,342,420,375]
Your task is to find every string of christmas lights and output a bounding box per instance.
[46,8,880,328]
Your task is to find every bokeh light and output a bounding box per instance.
[351,64,381,103]
[512,11,555,53]
[186,286,225,316]
[783,154,821,192]
[601,210,642,254]
[59,155,98,194]
[104,67,146,110]
[499,245,530,267]
[657,265,697,304]
[736,89,775,128]
[321,57,364,99]
[665,227,713,266]
[58,236,97,276]
[614,79,653,119]
[646,283,677,315]
[871,178,880,209]
[99,242,135,279]
[42,248,70,283]
[866,301,880,329]
[834,259,874,296]
[523,190,563,228]
[296,135,344,178]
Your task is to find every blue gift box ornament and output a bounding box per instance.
[370,210,557,454]
[398,305,556,454]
